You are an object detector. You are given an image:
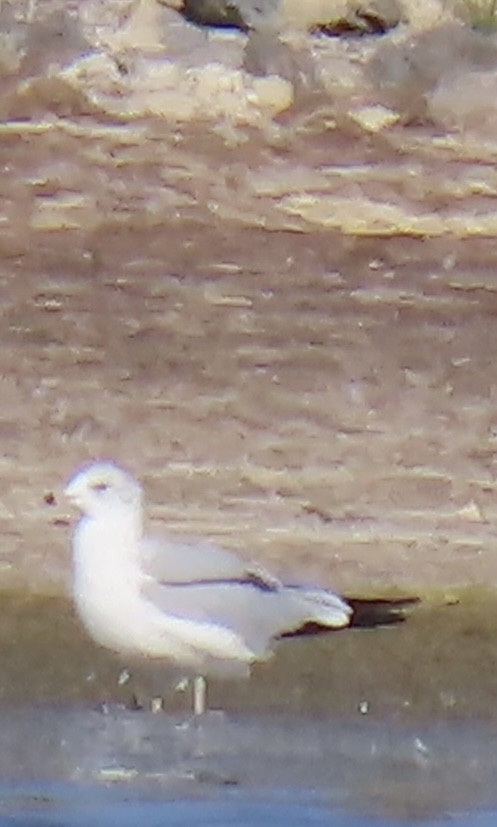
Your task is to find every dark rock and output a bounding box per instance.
[180,0,250,30]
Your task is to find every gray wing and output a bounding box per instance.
[141,535,279,586]
[140,535,351,657]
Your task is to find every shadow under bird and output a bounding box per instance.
[65,461,418,714]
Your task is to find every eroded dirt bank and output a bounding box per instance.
[1,1,497,597]
[1,230,497,595]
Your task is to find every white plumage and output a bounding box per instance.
[65,461,352,712]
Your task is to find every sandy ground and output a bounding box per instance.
[1,228,497,594]
[1,2,497,596]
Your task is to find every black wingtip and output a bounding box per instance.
[346,596,421,628]
[280,595,420,639]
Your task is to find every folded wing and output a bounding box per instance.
[140,536,351,659]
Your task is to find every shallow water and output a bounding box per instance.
[1,707,497,825]
[2,538,497,826]
[2,589,497,720]
[0,592,497,824]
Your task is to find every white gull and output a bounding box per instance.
[65,461,395,714]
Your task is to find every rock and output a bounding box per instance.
[280,0,402,35]
[158,0,280,31]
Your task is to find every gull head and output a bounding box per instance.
[65,461,142,519]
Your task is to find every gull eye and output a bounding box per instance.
[92,482,109,493]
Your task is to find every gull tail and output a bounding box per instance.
[345,595,420,628]
[282,595,420,638]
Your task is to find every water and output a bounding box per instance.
[1,590,497,824]
[0,786,399,827]
[0,707,497,825]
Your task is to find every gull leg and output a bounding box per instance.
[193,675,207,716]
